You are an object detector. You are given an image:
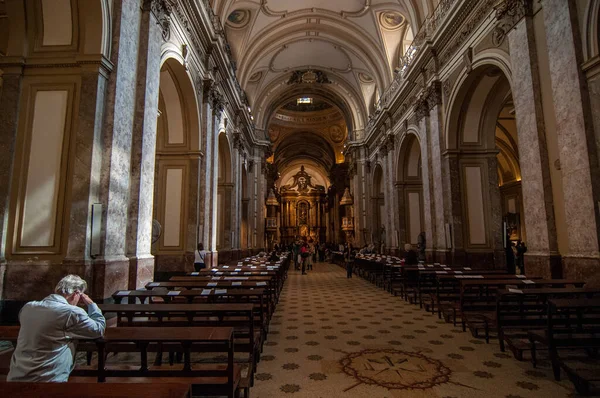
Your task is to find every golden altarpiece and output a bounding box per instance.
[279,166,327,243]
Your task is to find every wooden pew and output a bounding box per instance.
[145,281,274,320]
[100,303,259,393]
[94,327,240,398]
[166,276,278,304]
[458,279,585,338]
[420,269,507,313]
[0,326,240,398]
[112,289,268,336]
[0,382,192,397]
[528,298,600,392]
[492,288,600,360]
[434,273,528,320]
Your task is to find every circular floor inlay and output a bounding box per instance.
[339,349,452,390]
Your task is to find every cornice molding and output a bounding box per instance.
[259,0,371,19]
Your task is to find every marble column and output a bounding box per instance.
[0,66,22,304]
[419,120,436,262]
[485,153,506,269]
[200,83,216,264]
[507,14,560,278]
[127,3,164,288]
[210,116,223,255]
[386,145,398,252]
[423,105,455,263]
[351,170,363,246]
[64,63,110,266]
[95,0,143,299]
[396,183,407,248]
[441,153,464,265]
[543,0,600,285]
[232,146,242,254]
[0,68,22,264]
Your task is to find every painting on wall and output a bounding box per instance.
[227,9,250,28]
[380,11,405,30]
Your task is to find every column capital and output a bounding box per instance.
[414,98,429,122]
[143,0,173,41]
[493,0,533,46]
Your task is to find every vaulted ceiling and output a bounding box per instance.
[213,0,436,131]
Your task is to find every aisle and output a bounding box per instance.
[252,263,573,398]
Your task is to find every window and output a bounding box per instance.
[297,97,313,105]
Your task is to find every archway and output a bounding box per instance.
[372,164,385,249]
[217,132,233,249]
[397,134,424,247]
[153,58,200,262]
[446,66,524,268]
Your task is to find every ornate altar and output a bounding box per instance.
[279,166,327,243]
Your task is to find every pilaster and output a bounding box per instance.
[506,11,561,278]
[127,0,168,288]
[543,0,600,285]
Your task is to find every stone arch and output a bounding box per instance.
[153,57,201,258]
[584,0,600,61]
[217,132,234,249]
[157,56,201,150]
[2,0,112,57]
[396,133,424,246]
[444,62,524,268]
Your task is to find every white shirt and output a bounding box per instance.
[195,250,206,264]
[8,294,106,382]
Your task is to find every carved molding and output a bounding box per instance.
[439,0,497,66]
[259,0,371,18]
[493,0,533,46]
[143,0,172,41]
[426,81,443,110]
[204,79,225,118]
[414,99,429,122]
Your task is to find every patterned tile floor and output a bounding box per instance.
[252,263,578,398]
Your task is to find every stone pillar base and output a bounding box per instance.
[218,250,233,263]
[128,255,155,290]
[88,256,131,301]
[206,251,218,268]
[562,256,600,287]
[524,253,562,279]
[154,253,193,280]
[0,256,130,323]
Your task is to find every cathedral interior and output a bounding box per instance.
[1,0,600,396]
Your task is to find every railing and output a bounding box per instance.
[372,0,458,118]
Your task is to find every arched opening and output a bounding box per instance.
[372,164,385,250]
[397,134,424,247]
[268,95,344,245]
[153,58,200,262]
[446,65,524,268]
[217,132,233,250]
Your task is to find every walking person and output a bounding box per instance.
[300,243,309,275]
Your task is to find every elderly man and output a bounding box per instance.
[8,274,106,382]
